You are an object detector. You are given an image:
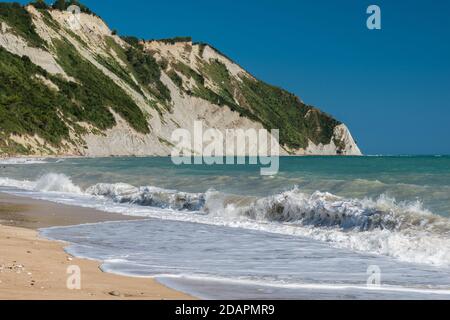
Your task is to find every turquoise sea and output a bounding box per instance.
[1,156,450,299]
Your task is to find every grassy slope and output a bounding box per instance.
[0,48,70,153]
[52,38,150,134]
[0,2,343,154]
[0,5,150,154]
[0,2,45,48]
[168,57,340,149]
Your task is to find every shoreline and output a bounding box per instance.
[0,192,194,300]
[0,154,367,161]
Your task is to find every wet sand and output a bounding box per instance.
[0,193,193,300]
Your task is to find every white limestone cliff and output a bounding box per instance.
[0,6,362,157]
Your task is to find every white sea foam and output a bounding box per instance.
[154,274,450,296]
[1,173,450,267]
[0,173,81,194]
[204,188,450,266]
[34,173,82,194]
[0,157,49,165]
[86,182,205,210]
[45,218,450,300]
[0,177,35,190]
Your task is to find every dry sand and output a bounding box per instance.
[0,193,193,300]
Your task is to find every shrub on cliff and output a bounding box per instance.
[31,0,49,9]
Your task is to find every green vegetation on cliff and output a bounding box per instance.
[30,0,49,10]
[52,0,94,15]
[0,1,346,155]
[125,46,171,104]
[171,58,340,149]
[0,2,45,48]
[52,39,150,133]
[170,61,256,121]
[239,77,339,148]
[0,47,70,146]
[0,36,150,153]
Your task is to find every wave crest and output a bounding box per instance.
[241,189,446,233]
[0,173,81,194]
[1,173,450,266]
[34,173,82,194]
[86,183,205,211]
[204,188,448,232]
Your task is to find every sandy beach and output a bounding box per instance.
[0,193,193,300]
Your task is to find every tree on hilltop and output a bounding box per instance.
[52,0,66,10]
[31,0,49,9]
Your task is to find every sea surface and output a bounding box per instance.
[1,156,450,299]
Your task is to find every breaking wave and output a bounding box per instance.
[34,173,83,194]
[1,173,450,266]
[0,157,63,165]
[0,173,81,194]
[213,188,448,233]
[203,188,450,266]
[86,183,205,211]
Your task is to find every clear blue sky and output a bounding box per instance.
[12,0,450,154]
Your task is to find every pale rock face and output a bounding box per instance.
[0,22,68,77]
[49,8,113,39]
[290,124,362,156]
[145,41,194,66]
[332,124,362,156]
[0,8,362,157]
[82,111,169,157]
[82,76,283,157]
[34,74,59,91]
[26,6,62,44]
[199,45,250,80]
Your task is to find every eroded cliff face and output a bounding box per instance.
[0,3,362,157]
